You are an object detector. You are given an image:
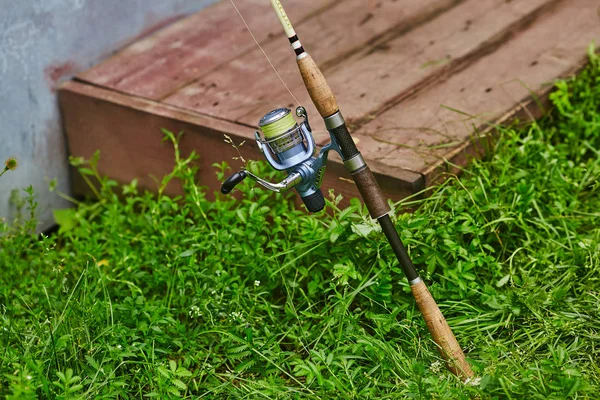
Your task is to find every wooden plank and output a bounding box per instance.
[236,0,558,130]
[59,81,254,197]
[162,0,464,126]
[77,0,338,100]
[318,0,561,126]
[354,0,600,183]
[421,55,591,187]
[58,81,423,209]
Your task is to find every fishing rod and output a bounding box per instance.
[221,0,473,379]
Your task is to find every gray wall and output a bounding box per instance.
[0,0,217,231]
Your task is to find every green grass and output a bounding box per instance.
[1,49,600,399]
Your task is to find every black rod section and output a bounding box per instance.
[378,214,419,282]
[328,123,359,160]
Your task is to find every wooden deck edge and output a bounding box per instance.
[58,80,256,199]
[62,79,256,138]
[421,54,590,185]
[58,80,424,209]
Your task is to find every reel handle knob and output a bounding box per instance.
[221,171,247,194]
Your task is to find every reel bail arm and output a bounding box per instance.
[221,170,302,194]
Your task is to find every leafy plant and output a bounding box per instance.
[1,49,600,399]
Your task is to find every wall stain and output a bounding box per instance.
[44,61,78,92]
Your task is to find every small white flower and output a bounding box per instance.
[26,375,32,380]
[430,360,442,374]
[254,280,260,287]
[117,345,122,349]
[465,377,482,386]
[230,311,244,322]
[188,305,202,318]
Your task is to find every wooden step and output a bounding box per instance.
[355,0,599,184]
[60,0,600,207]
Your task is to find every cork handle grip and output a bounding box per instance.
[297,54,339,118]
[411,280,474,379]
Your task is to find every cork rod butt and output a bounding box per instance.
[410,280,474,379]
[296,54,339,118]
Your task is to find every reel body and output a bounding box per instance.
[221,106,341,212]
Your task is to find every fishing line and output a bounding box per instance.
[228,0,300,106]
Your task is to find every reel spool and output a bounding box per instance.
[255,107,315,172]
[221,106,341,213]
[258,108,302,154]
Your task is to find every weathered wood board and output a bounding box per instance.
[61,0,600,206]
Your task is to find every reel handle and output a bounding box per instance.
[221,171,247,194]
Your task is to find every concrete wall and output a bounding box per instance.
[0,0,218,231]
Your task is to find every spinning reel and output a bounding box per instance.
[221,106,341,212]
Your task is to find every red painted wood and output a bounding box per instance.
[163,0,463,124]
[355,0,600,183]
[63,0,600,203]
[237,0,558,128]
[77,0,338,100]
[59,81,422,207]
